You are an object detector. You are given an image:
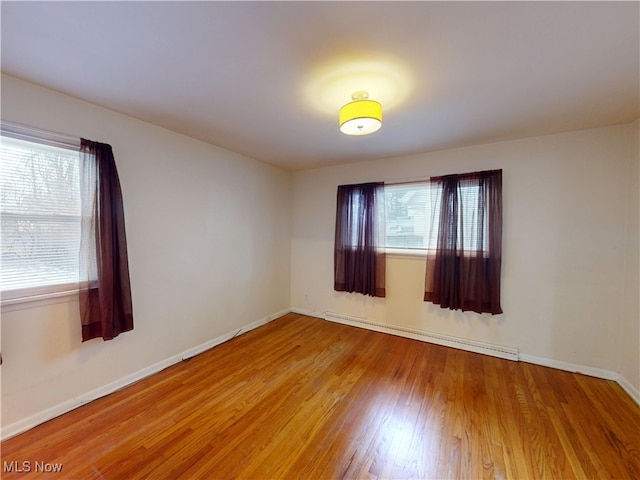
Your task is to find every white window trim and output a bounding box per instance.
[1,121,80,150]
[1,288,79,312]
[382,178,490,254]
[385,247,429,259]
[1,121,82,312]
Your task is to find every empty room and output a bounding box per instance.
[1,1,638,479]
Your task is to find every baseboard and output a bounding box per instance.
[181,307,290,360]
[520,354,640,406]
[1,355,186,442]
[3,306,636,441]
[290,307,324,319]
[0,308,290,441]
[518,353,619,381]
[616,373,640,406]
[292,307,640,406]
[319,310,520,361]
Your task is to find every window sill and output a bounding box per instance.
[1,289,79,313]
[385,248,428,259]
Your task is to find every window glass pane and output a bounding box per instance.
[384,182,440,249]
[457,183,487,252]
[383,181,485,252]
[1,136,80,296]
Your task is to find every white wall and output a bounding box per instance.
[0,74,291,430]
[620,118,640,396]
[291,124,638,394]
[1,73,637,436]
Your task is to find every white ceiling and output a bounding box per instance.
[2,1,638,170]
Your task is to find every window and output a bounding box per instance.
[383,182,439,250]
[335,170,502,313]
[1,134,81,301]
[384,181,487,252]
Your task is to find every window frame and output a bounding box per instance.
[1,122,82,308]
[382,179,490,257]
[382,180,437,254]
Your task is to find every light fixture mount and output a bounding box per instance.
[339,90,382,136]
[350,91,369,101]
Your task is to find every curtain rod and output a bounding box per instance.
[1,120,81,150]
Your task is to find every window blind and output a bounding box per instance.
[1,135,81,299]
[383,181,441,250]
[455,182,488,252]
[383,181,488,252]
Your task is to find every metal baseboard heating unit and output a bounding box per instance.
[323,311,519,362]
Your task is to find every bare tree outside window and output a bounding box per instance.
[1,137,80,296]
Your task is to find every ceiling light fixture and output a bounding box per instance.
[339,91,382,135]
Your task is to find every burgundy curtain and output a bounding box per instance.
[424,169,502,314]
[334,182,386,297]
[79,139,133,341]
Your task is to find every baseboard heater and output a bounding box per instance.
[323,311,519,362]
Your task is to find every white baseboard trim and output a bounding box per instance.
[1,308,291,441]
[180,307,291,360]
[3,306,636,441]
[308,309,519,361]
[616,373,640,406]
[518,353,619,381]
[292,307,640,406]
[290,307,325,319]
[520,354,640,407]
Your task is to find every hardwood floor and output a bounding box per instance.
[2,313,639,479]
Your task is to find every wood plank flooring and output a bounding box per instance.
[2,313,639,479]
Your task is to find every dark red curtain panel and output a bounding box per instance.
[334,182,386,297]
[424,169,502,314]
[79,139,134,341]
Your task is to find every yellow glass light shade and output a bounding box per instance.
[339,92,382,135]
